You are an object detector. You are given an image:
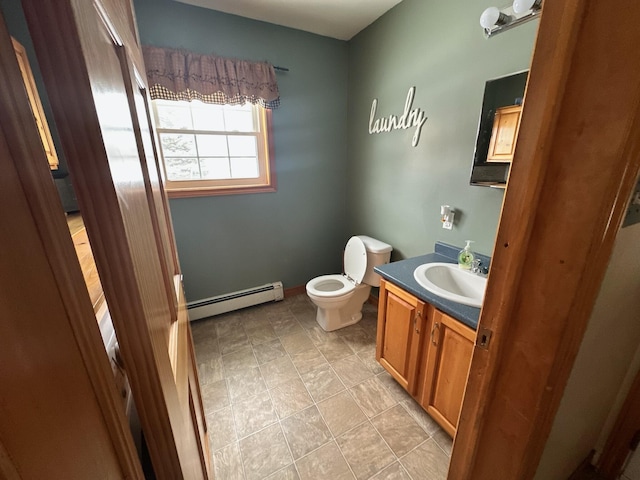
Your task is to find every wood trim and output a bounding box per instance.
[11,37,59,170]
[284,285,307,297]
[0,11,142,477]
[598,368,640,477]
[450,0,640,478]
[265,108,277,191]
[168,184,277,198]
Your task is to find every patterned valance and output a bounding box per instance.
[142,46,280,109]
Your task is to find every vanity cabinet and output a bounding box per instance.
[418,308,475,437]
[487,104,522,162]
[376,278,475,437]
[376,279,427,394]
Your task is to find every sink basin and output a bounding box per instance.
[413,262,487,308]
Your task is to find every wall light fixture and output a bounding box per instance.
[480,0,542,38]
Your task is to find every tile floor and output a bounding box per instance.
[192,294,452,480]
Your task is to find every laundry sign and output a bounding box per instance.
[369,86,427,147]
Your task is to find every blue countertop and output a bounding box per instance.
[374,242,486,330]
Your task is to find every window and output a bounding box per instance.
[152,100,275,197]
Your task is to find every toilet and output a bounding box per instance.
[306,235,393,331]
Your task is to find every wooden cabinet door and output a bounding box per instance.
[420,309,475,437]
[21,0,209,478]
[376,279,426,395]
[487,105,522,162]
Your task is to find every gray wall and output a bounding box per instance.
[134,0,537,301]
[347,0,537,260]
[134,0,350,301]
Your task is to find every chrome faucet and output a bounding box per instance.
[471,259,488,276]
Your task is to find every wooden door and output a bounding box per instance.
[0,9,142,479]
[20,0,210,478]
[376,279,426,394]
[420,309,475,438]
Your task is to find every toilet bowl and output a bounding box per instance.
[306,235,392,332]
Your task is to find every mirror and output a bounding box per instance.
[470,70,529,188]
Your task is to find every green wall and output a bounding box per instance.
[134,0,537,302]
[347,0,537,260]
[134,0,350,301]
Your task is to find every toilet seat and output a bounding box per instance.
[306,274,355,298]
[343,236,367,284]
[306,237,368,299]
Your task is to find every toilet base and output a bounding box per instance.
[313,284,370,332]
[316,309,362,332]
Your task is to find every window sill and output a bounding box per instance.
[166,184,277,198]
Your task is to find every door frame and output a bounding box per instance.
[450,0,640,478]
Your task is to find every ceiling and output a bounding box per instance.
[173,0,404,40]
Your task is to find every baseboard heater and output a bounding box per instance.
[187,281,284,321]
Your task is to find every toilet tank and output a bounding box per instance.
[356,235,393,287]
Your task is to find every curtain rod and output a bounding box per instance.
[274,65,289,72]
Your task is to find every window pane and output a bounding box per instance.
[160,133,197,156]
[228,136,257,157]
[224,106,256,132]
[196,135,228,156]
[156,103,193,129]
[230,157,259,178]
[200,158,231,179]
[165,157,200,180]
[192,105,225,131]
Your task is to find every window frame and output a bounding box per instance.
[153,101,276,198]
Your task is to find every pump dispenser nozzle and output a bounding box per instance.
[458,240,475,270]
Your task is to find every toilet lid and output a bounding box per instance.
[344,236,367,284]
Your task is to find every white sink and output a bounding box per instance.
[413,262,487,308]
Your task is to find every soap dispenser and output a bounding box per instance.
[458,240,475,270]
